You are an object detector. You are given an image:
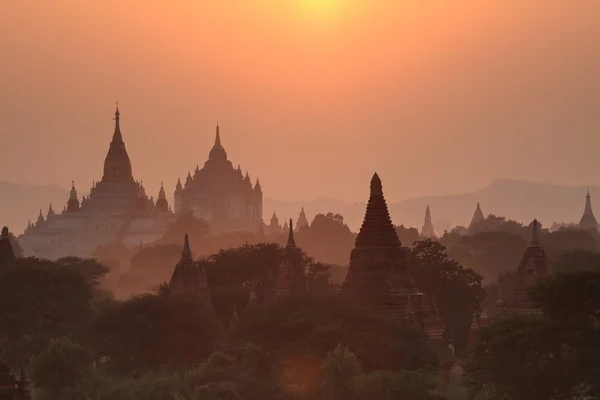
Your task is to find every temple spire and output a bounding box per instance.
[354,173,400,248]
[469,202,485,230]
[181,233,192,261]
[215,122,221,147]
[112,102,123,145]
[530,218,541,246]
[579,188,598,230]
[421,204,435,238]
[286,219,296,248]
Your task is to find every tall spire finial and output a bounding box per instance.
[531,219,541,245]
[181,233,192,261]
[286,218,296,247]
[215,122,221,147]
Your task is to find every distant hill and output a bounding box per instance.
[0,181,69,234]
[0,179,593,235]
[266,179,593,232]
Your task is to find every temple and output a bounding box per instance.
[19,105,175,259]
[578,189,598,231]
[274,219,305,297]
[295,207,309,231]
[421,205,436,238]
[173,123,263,233]
[168,234,212,310]
[499,219,551,316]
[468,202,485,231]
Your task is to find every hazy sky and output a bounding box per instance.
[1,0,599,202]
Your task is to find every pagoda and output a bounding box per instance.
[296,207,309,230]
[341,173,420,313]
[578,188,598,231]
[501,219,551,316]
[468,202,485,231]
[168,234,212,311]
[421,205,436,238]
[274,219,305,297]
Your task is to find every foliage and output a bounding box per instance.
[395,225,420,248]
[466,270,600,399]
[161,211,211,245]
[55,256,109,286]
[8,232,23,258]
[321,344,363,400]
[409,240,485,351]
[353,369,438,400]
[231,292,436,373]
[0,258,94,367]
[468,214,524,235]
[446,231,527,282]
[93,294,221,374]
[542,229,598,261]
[296,212,355,265]
[553,249,600,274]
[29,338,93,397]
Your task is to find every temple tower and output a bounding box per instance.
[168,234,212,311]
[421,205,436,238]
[468,202,485,231]
[66,181,80,212]
[46,203,55,220]
[341,173,419,312]
[268,211,281,234]
[505,219,551,316]
[0,226,16,268]
[296,207,309,231]
[579,188,598,231]
[274,219,305,297]
[102,104,133,183]
[156,182,169,212]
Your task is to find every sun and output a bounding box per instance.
[298,0,342,17]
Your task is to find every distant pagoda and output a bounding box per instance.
[168,234,212,311]
[421,205,436,238]
[295,207,309,230]
[578,188,598,231]
[274,219,305,297]
[468,202,485,231]
[498,219,551,316]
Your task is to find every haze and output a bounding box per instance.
[1,0,599,201]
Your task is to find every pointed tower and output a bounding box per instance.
[135,182,147,212]
[208,122,228,162]
[342,173,420,312]
[102,104,134,182]
[168,234,212,310]
[421,205,436,238]
[274,219,305,297]
[296,207,309,230]
[282,219,289,234]
[468,202,485,231]
[66,181,80,212]
[36,210,45,227]
[269,211,281,234]
[156,182,169,212]
[505,219,551,316]
[254,178,262,194]
[579,188,598,230]
[46,203,55,220]
[0,226,16,268]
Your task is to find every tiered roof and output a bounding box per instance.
[169,234,212,310]
[274,220,304,297]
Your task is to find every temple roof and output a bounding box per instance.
[286,219,296,248]
[421,204,435,238]
[354,173,401,248]
[579,189,598,230]
[102,104,133,182]
[208,123,228,162]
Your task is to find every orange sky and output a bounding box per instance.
[1,0,599,201]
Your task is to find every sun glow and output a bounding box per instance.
[298,0,343,18]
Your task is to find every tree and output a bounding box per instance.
[395,225,420,248]
[93,294,221,373]
[542,229,599,262]
[296,213,355,266]
[447,231,527,282]
[409,240,485,351]
[120,243,182,294]
[321,344,363,400]
[8,232,23,258]
[161,211,210,246]
[0,258,94,367]
[231,293,436,373]
[553,249,600,274]
[353,370,438,400]
[55,256,109,286]
[29,338,92,398]
[469,214,524,235]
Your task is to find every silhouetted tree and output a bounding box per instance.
[161,211,210,246]
[395,225,420,248]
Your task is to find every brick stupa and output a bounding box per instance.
[341,173,420,313]
[501,219,551,316]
